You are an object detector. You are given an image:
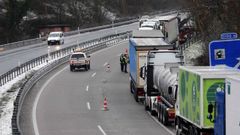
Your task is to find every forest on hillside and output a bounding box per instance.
[183,0,240,65]
[0,0,182,44]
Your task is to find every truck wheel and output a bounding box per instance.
[130,80,133,94]
[193,127,199,135]
[88,64,90,69]
[158,103,163,123]
[85,65,88,71]
[70,66,74,72]
[150,100,155,116]
[189,126,194,135]
[134,90,139,102]
[144,100,149,111]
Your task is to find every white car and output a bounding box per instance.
[47,31,64,45]
[139,21,158,30]
[69,51,91,71]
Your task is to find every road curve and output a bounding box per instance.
[20,41,173,135]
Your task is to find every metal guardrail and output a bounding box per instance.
[178,34,201,56]
[11,32,130,135]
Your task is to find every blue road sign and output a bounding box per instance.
[209,39,240,69]
[221,33,238,40]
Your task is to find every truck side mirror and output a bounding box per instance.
[168,87,173,95]
[140,66,145,79]
[87,55,90,58]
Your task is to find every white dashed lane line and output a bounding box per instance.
[86,85,89,91]
[98,125,107,135]
[87,102,91,110]
[91,72,96,77]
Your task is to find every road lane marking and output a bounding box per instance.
[103,62,108,67]
[86,85,89,91]
[118,53,122,57]
[98,125,107,135]
[91,72,96,77]
[33,66,68,135]
[87,102,91,110]
[147,112,175,135]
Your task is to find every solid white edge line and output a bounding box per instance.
[87,102,91,110]
[32,66,68,135]
[86,85,89,91]
[98,125,107,135]
[91,72,96,77]
[146,112,175,135]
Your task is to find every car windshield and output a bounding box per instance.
[141,25,154,28]
[71,54,84,59]
[49,33,60,37]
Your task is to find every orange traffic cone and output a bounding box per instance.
[103,97,108,111]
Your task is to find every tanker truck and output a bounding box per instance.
[140,50,183,125]
[175,66,240,135]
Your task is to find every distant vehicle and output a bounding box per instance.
[47,31,64,45]
[69,50,90,71]
[139,21,158,30]
[139,15,150,27]
[154,15,179,44]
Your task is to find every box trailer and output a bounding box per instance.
[175,66,240,135]
[129,30,173,102]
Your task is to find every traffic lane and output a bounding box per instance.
[36,69,100,135]
[0,23,138,75]
[35,42,129,135]
[87,44,173,135]
[34,40,173,135]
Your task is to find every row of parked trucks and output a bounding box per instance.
[129,29,240,135]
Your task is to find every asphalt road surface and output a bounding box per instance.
[20,41,175,135]
[0,22,138,75]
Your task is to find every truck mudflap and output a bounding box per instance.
[134,87,145,102]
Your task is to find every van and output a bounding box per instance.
[47,31,64,45]
[139,21,158,30]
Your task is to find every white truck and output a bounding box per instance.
[213,75,240,135]
[175,66,240,135]
[140,50,183,125]
[154,14,179,44]
[224,75,240,135]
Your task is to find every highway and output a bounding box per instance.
[19,41,175,135]
[0,22,138,75]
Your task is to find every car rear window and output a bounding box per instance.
[71,54,85,59]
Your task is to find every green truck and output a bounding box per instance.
[175,66,240,135]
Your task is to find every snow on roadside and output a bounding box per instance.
[183,40,204,65]
[0,59,57,135]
